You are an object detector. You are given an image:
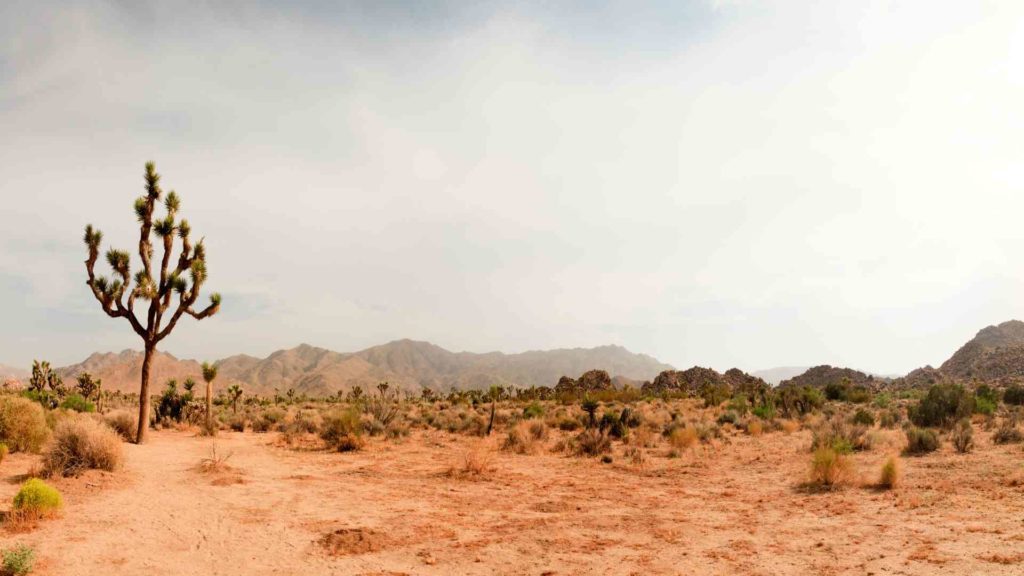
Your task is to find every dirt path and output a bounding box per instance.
[3,428,1024,575]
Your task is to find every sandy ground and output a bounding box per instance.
[3,426,1024,575]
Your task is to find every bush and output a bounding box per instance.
[571,429,611,457]
[879,456,900,489]
[909,384,974,429]
[1,544,35,576]
[903,427,939,455]
[809,447,852,489]
[522,402,544,420]
[104,411,137,442]
[0,396,49,453]
[320,408,364,452]
[993,419,1023,445]
[951,419,974,453]
[811,418,869,453]
[851,408,875,426]
[43,417,124,476]
[252,407,285,433]
[716,411,739,426]
[12,479,63,521]
[747,420,763,436]
[1004,385,1024,406]
[0,443,7,464]
[667,426,699,451]
[59,393,95,413]
[974,396,997,416]
[751,404,776,420]
[501,423,539,454]
[228,416,246,432]
[879,408,901,429]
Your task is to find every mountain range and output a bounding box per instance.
[42,340,673,396]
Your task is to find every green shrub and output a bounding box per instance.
[1,545,35,576]
[12,479,63,520]
[1004,385,1024,406]
[846,387,871,404]
[811,418,869,453]
[716,411,739,425]
[320,408,364,452]
[903,427,939,455]
[879,408,901,429]
[974,396,997,416]
[873,393,892,409]
[58,393,95,413]
[879,456,900,489]
[752,404,776,420]
[851,408,875,426]
[909,384,974,429]
[43,417,124,476]
[0,396,49,453]
[522,402,544,420]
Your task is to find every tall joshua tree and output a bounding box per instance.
[83,162,221,443]
[201,362,218,429]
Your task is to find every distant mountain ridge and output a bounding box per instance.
[49,340,674,397]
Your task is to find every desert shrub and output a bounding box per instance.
[624,445,647,468]
[1004,385,1024,406]
[1,544,35,576]
[751,404,776,420]
[909,384,974,429]
[501,423,538,454]
[228,415,246,432]
[716,411,739,426]
[993,418,1023,444]
[252,407,285,433]
[0,443,7,464]
[811,418,869,453]
[728,395,749,415]
[667,426,699,451]
[448,445,493,479]
[11,479,63,521]
[522,402,544,420]
[873,393,892,409]
[747,420,763,436]
[557,417,581,432]
[600,411,628,439]
[44,417,124,476]
[58,393,95,413]
[280,409,322,442]
[385,421,410,440]
[879,408,901,429]
[780,419,800,434]
[846,387,871,404]
[903,427,939,455]
[879,456,900,489]
[974,396,997,416]
[0,396,49,453]
[808,447,852,489]
[527,420,548,441]
[851,408,875,426]
[103,411,137,442]
[571,429,611,457]
[320,408,364,452]
[951,419,974,453]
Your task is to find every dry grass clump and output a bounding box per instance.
[501,421,548,454]
[252,407,286,433]
[808,447,853,490]
[811,418,869,453]
[624,445,647,469]
[0,396,50,453]
[447,444,494,479]
[992,418,1023,445]
[951,419,974,453]
[195,442,235,474]
[280,409,323,444]
[667,426,699,452]
[747,420,764,436]
[320,408,365,452]
[103,410,137,442]
[878,455,900,489]
[570,429,611,457]
[0,443,8,465]
[43,417,124,477]
[903,427,939,455]
[780,419,800,434]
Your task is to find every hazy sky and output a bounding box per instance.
[3,1,1024,374]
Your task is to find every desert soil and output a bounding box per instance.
[2,427,1024,575]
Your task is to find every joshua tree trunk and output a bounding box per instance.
[137,344,155,443]
[206,381,213,429]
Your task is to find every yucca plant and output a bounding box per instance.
[83,162,221,443]
[226,383,243,414]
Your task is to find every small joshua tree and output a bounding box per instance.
[226,383,243,415]
[75,373,102,404]
[201,362,218,430]
[83,162,221,443]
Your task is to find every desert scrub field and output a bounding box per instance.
[2,379,1024,574]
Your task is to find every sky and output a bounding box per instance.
[2,0,1024,375]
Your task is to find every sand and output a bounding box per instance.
[2,426,1024,575]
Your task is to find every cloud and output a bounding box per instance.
[1,1,1023,375]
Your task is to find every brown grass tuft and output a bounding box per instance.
[43,417,123,477]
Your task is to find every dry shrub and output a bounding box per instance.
[993,418,1023,445]
[747,420,764,436]
[780,419,800,434]
[320,408,364,452]
[879,456,900,489]
[668,426,699,451]
[252,407,285,433]
[808,447,853,490]
[571,429,611,457]
[951,419,974,453]
[0,396,49,453]
[630,426,659,448]
[624,445,647,469]
[811,418,869,453]
[501,423,536,454]
[44,417,124,477]
[527,420,548,442]
[104,411,137,442]
[903,427,939,455]
[280,409,323,444]
[0,443,8,464]
[195,442,234,474]
[448,444,493,479]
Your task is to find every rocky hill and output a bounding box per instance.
[937,320,1024,381]
[50,340,673,397]
[777,365,881,389]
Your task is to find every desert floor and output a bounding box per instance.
[3,427,1024,575]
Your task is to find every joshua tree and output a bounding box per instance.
[75,372,101,402]
[226,383,243,414]
[83,162,221,443]
[202,362,218,430]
